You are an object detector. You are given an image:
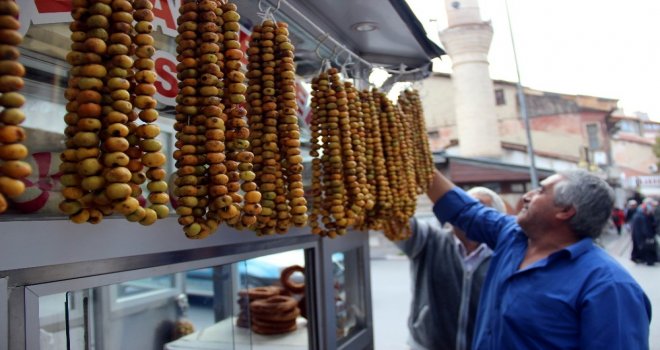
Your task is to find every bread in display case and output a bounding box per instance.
[36,250,311,350]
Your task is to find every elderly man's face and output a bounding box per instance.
[517,174,565,231]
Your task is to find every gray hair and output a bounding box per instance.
[467,186,507,213]
[553,170,614,239]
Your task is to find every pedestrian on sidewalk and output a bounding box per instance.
[396,187,506,350]
[612,207,624,235]
[624,199,638,233]
[427,169,651,349]
[632,198,658,265]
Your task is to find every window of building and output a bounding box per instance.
[619,120,642,135]
[586,123,601,150]
[494,89,506,105]
[510,183,526,193]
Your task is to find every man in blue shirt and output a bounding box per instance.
[427,169,651,349]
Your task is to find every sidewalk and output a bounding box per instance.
[598,224,637,260]
[368,230,404,260]
[600,227,659,349]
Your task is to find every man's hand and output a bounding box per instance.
[427,169,456,204]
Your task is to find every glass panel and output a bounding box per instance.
[172,249,310,350]
[39,291,89,349]
[38,250,311,349]
[333,249,367,344]
[116,275,176,299]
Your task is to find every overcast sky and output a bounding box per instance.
[407,0,660,120]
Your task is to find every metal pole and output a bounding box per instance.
[504,0,539,188]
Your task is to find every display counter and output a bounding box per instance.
[165,316,308,350]
[1,218,374,350]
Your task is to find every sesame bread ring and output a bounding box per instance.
[250,295,297,314]
[275,285,292,296]
[251,322,297,335]
[238,286,280,300]
[280,265,305,294]
[252,307,300,322]
[252,317,296,329]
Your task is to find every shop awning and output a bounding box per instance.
[434,154,555,185]
[240,0,446,78]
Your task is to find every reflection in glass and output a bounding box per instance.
[117,275,176,299]
[333,249,367,344]
[37,250,310,349]
[172,250,310,349]
[39,292,88,349]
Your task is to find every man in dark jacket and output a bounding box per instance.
[632,198,658,265]
[397,187,506,350]
[625,199,638,226]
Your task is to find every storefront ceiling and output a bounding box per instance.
[239,0,446,79]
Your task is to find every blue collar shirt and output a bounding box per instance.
[433,188,652,350]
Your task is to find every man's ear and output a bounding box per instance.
[555,206,576,221]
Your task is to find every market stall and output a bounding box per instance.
[0,1,443,349]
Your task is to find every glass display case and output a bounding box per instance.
[34,251,312,350]
[1,218,372,350]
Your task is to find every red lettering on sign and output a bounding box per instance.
[155,57,178,99]
[150,0,176,32]
[34,0,71,13]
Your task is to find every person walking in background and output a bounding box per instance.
[625,199,639,232]
[397,187,506,350]
[427,169,651,349]
[632,198,658,265]
[627,199,643,261]
[654,202,660,263]
[612,207,624,235]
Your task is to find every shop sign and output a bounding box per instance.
[16,0,252,107]
[18,0,187,38]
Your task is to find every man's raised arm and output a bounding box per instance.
[426,169,515,248]
[427,169,456,204]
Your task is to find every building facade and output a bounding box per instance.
[420,72,659,205]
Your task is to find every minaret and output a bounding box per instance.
[439,0,501,157]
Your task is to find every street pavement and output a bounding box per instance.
[601,229,660,349]
[370,256,411,349]
[369,228,660,349]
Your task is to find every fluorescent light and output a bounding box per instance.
[351,22,378,32]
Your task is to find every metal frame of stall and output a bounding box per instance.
[0,217,374,350]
